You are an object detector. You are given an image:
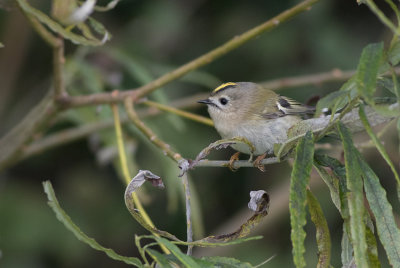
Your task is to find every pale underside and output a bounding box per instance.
[212,115,302,155]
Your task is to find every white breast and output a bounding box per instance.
[214,116,301,155]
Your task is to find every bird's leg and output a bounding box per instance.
[253,152,268,172]
[228,152,241,171]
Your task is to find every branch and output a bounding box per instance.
[0,90,59,171]
[195,158,279,168]
[111,103,171,254]
[260,69,356,89]
[57,0,321,108]
[181,173,193,255]
[124,97,183,163]
[262,67,400,90]
[142,100,213,126]
[16,96,206,163]
[53,37,66,98]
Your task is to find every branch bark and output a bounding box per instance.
[56,0,321,108]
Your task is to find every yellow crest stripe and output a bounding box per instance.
[213,82,237,93]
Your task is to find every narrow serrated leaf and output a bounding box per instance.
[337,122,368,268]
[316,90,349,115]
[358,154,400,267]
[42,181,143,267]
[153,237,201,268]
[356,42,384,103]
[359,104,400,187]
[306,189,331,268]
[201,256,253,267]
[365,223,380,268]
[146,249,173,268]
[388,39,400,66]
[313,162,340,211]
[17,0,107,46]
[341,227,354,268]
[289,131,314,268]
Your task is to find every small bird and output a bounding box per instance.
[198,82,315,167]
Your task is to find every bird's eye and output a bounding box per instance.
[219,97,228,105]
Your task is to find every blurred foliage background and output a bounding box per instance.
[0,0,399,267]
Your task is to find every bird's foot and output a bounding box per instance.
[228,152,241,171]
[253,152,267,172]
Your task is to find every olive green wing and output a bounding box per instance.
[262,96,315,119]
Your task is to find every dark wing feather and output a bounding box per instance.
[261,96,315,119]
[276,96,315,115]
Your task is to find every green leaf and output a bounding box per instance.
[365,219,380,268]
[359,104,400,186]
[341,226,354,268]
[0,42,4,48]
[313,161,341,211]
[306,190,331,268]
[16,0,108,46]
[146,249,174,267]
[42,181,143,267]
[377,77,398,95]
[337,122,368,268]
[108,49,185,131]
[313,154,349,220]
[356,42,384,103]
[315,90,349,116]
[200,256,253,268]
[388,38,400,66]
[358,154,400,267]
[153,237,201,268]
[289,131,314,268]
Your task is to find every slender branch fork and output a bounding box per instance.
[55,0,321,108]
[0,0,321,171]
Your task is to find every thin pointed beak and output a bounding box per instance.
[197,99,213,105]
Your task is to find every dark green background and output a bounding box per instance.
[0,0,398,267]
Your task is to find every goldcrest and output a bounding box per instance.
[198,82,314,156]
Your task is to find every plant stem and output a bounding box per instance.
[111,103,171,254]
[124,97,184,163]
[53,37,66,98]
[181,173,194,255]
[57,0,321,108]
[143,100,213,126]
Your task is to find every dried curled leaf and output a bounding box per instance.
[200,190,269,243]
[124,170,180,241]
[248,190,270,213]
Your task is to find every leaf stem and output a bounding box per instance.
[359,104,400,185]
[181,173,194,255]
[124,98,183,163]
[143,100,213,126]
[111,103,170,254]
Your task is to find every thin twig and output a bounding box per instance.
[195,157,279,169]
[0,90,59,171]
[18,67,399,163]
[124,97,184,163]
[18,96,205,162]
[143,100,213,126]
[261,67,400,90]
[53,37,66,98]
[22,16,58,47]
[111,103,170,254]
[181,173,194,255]
[57,0,321,108]
[260,69,356,89]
